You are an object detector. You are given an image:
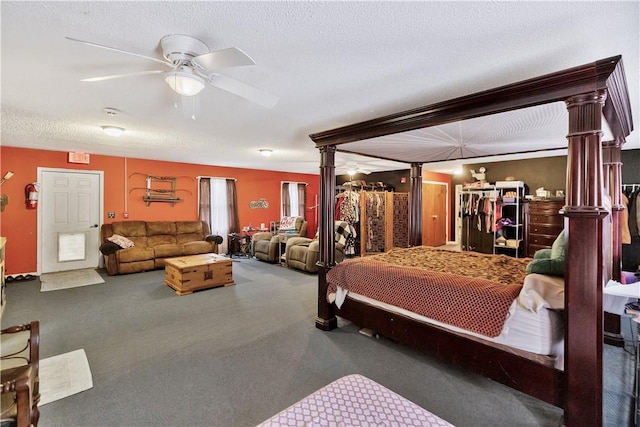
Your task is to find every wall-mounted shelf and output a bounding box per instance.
[144,175,182,206]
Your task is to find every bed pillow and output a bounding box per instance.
[533,248,552,259]
[107,234,135,249]
[550,230,566,259]
[526,230,566,277]
[526,257,565,277]
[519,273,565,311]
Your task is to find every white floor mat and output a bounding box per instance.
[39,349,93,405]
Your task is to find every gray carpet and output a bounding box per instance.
[2,258,635,426]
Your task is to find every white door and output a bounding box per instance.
[39,169,103,273]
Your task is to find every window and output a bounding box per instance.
[198,177,239,254]
[281,182,306,218]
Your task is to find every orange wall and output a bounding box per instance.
[0,147,319,275]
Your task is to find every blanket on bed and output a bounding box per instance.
[327,246,531,337]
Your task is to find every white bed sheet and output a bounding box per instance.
[345,291,562,353]
[330,272,566,369]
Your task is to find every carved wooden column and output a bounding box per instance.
[409,163,423,246]
[563,90,608,427]
[603,140,624,280]
[602,140,625,347]
[315,145,337,331]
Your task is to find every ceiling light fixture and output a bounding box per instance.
[102,126,125,137]
[347,169,357,176]
[165,69,205,97]
[259,149,273,157]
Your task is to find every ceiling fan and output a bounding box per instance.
[335,162,372,176]
[66,35,278,108]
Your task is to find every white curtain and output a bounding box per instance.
[210,178,229,254]
[288,184,299,217]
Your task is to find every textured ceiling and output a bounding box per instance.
[1,1,638,175]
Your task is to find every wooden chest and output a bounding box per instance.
[164,253,234,295]
[524,199,565,257]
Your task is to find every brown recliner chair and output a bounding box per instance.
[252,216,307,263]
[285,221,352,273]
[1,321,40,427]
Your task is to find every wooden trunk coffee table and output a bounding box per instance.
[164,253,234,296]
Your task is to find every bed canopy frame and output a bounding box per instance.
[310,56,633,427]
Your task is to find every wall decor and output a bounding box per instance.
[249,198,269,209]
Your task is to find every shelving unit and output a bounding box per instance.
[143,175,182,206]
[459,182,525,257]
[493,182,525,258]
[459,186,499,254]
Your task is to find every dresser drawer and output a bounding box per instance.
[528,224,563,236]
[528,214,564,227]
[529,233,559,247]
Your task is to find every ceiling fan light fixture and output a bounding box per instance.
[259,149,273,157]
[165,70,205,96]
[101,126,125,137]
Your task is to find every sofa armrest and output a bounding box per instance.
[252,232,273,242]
[286,237,313,248]
[205,234,223,244]
[99,241,122,255]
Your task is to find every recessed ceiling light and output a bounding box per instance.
[259,149,273,157]
[102,126,125,137]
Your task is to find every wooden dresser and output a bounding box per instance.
[524,199,564,257]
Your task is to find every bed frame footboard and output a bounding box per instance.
[335,297,565,408]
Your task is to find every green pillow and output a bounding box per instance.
[526,257,565,277]
[533,249,552,260]
[550,230,566,259]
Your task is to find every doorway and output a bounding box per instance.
[421,181,448,247]
[38,168,103,273]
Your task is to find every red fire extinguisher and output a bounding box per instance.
[25,183,39,209]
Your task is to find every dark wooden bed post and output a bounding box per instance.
[316,145,338,331]
[563,90,608,427]
[602,140,625,347]
[409,163,423,246]
[603,140,624,281]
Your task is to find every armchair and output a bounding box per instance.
[285,221,351,273]
[252,216,307,263]
[1,321,40,427]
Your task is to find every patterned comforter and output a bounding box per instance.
[327,246,532,337]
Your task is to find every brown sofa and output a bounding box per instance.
[100,221,221,275]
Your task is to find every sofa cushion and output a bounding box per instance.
[116,246,155,263]
[176,221,204,235]
[147,234,177,247]
[153,244,183,259]
[182,241,214,255]
[112,221,147,237]
[177,233,204,245]
[146,221,176,236]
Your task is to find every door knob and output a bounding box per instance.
[91,224,99,228]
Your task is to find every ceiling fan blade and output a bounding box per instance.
[66,36,170,66]
[207,74,278,108]
[192,47,255,72]
[81,70,164,82]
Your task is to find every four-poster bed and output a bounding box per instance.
[310,56,633,427]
